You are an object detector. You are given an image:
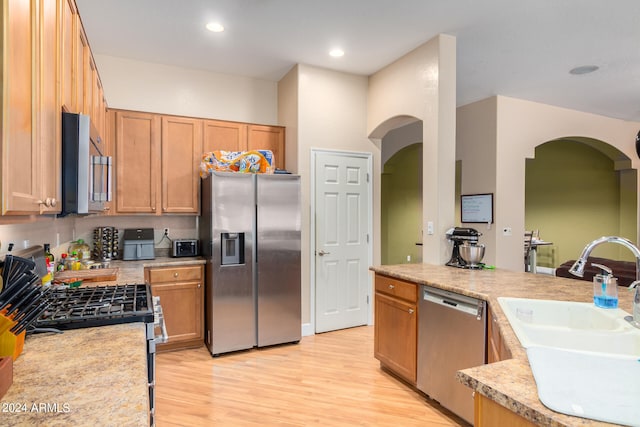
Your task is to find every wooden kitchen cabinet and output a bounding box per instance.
[474,393,535,427]
[247,124,285,170]
[203,119,247,153]
[60,0,76,112]
[203,119,286,170]
[0,0,61,214]
[145,265,205,352]
[161,116,202,214]
[487,305,512,364]
[114,110,201,215]
[115,110,161,214]
[374,274,418,384]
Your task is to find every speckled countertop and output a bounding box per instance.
[87,256,206,286]
[1,257,205,426]
[1,323,149,426]
[370,263,635,427]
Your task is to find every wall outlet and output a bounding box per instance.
[427,221,434,235]
[407,255,411,262]
[502,227,512,236]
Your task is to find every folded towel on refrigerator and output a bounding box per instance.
[200,150,274,177]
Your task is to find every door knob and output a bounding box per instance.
[317,250,331,256]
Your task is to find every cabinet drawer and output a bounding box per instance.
[147,265,202,283]
[375,274,417,302]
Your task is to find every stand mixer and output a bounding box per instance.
[446,227,484,269]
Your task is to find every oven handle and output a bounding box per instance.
[153,296,169,343]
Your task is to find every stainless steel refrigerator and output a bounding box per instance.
[200,171,301,355]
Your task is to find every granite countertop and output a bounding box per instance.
[87,256,206,286]
[1,323,149,426]
[370,263,634,427]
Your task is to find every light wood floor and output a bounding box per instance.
[155,326,467,426]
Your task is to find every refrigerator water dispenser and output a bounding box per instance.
[221,233,244,265]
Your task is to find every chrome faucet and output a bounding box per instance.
[569,236,640,327]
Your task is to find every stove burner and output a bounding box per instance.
[35,284,153,330]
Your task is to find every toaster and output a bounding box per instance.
[172,239,199,257]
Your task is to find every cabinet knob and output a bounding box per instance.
[408,308,414,314]
[388,284,395,289]
[197,283,201,288]
[173,272,179,278]
[37,198,57,208]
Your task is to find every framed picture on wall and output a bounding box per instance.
[461,193,494,224]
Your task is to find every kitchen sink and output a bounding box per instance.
[497,297,640,357]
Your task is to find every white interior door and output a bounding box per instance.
[314,151,371,333]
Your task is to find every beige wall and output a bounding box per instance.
[457,95,640,271]
[94,54,278,125]
[368,34,457,264]
[279,64,377,329]
[456,97,498,265]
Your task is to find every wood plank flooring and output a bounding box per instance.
[155,326,468,426]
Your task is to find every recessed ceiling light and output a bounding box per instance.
[206,22,225,33]
[569,65,599,75]
[329,48,344,58]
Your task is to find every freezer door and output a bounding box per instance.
[256,174,302,347]
[202,172,256,355]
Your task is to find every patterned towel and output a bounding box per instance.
[200,150,274,177]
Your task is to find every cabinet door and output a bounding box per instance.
[161,116,202,214]
[37,0,61,213]
[2,0,39,214]
[60,0,76,112]
[115,110,161,213]
[374,292,417,383]
[75,19,88,114]
[247,124,285,170]
[152,280,204,351]
[203,119,246,153]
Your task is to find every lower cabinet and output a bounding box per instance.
[374,273,418,384]
[474,393,535,427]
[487,305,512,364]
[145,264,204,352]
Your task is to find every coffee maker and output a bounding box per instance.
[446,227,482,268]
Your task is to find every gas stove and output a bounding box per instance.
[34,284,154,330]
[33,283,166,426]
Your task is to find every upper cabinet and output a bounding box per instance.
[0,0,108,216]
[161,116,202,214]
[0,0,61,214]
[247,124,285,170]
[114,110,202,215]
[60,0,75,112]
[114,110,161,214]
[203,120,286,170]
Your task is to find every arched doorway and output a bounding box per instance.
[525,137,638,270]
[382,142,423,264]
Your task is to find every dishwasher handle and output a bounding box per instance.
[423,288,485,320]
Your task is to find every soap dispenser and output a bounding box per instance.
[592,263,618,308]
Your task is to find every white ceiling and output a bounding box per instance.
[76,0,640,121]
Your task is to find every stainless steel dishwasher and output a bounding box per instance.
[417,285,486,424]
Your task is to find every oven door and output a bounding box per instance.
[147,296,168,426]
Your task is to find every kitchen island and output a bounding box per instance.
[370,263,634,427]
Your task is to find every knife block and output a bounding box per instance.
[0,356,12,400]
[0,329,25,360]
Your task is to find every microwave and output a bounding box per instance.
[59,112,112,216]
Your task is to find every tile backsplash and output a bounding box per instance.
[0,215,198,260]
